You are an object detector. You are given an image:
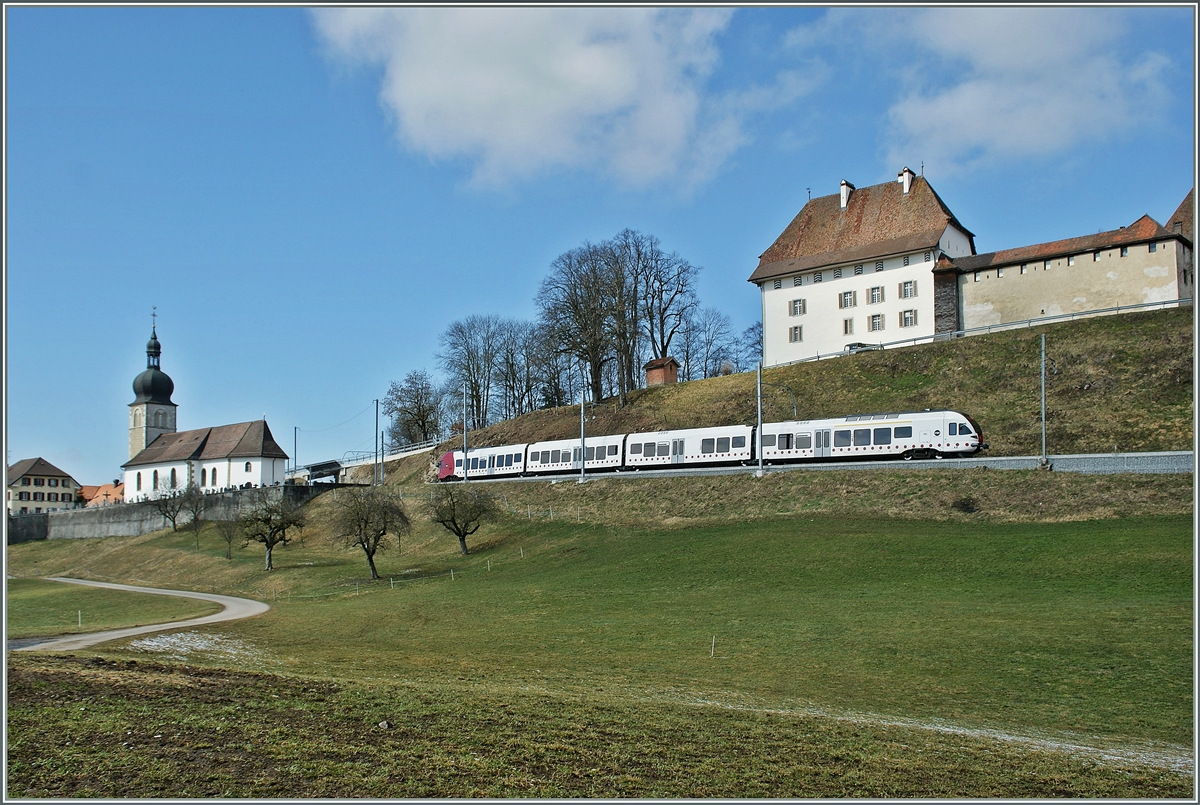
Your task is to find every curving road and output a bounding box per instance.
[11,577,270,653]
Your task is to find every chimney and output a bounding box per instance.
[1175,221,1184,234]
[897,166,915,195]
[840,180,855,209]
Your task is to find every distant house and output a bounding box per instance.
[81,481,124,507]
[7,458,80,515]
[644,356,680,387]
[749,167,976,367]
[751,170,1194,368]
[120,325,289,502]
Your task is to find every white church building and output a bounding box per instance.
[122,326,288,502]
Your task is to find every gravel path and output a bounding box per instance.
[11,577,270,653]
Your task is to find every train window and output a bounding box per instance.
[645,442,658,456]
[760,433,776,447]
[948,423,957,436]
[585,446,595,461]
[958,423,972,434]
[540,451,550,463]
[894,426,913,438]
[630,443,642,455]
[853,429,871,446]
[657,443,669,456]
[797,433,812,449]
[834,430,852,447]
[732,435,746,449]
[717,437,730,452]
[608,445,618,456]
[470,458,478,470]
[873,428,891,445]
[779,433,792,450]
[701,438,715,453]
[573,448,581,462]
[455,459,462,468]
[551,450,562,463]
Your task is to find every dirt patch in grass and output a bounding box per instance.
[7,654,1192,799]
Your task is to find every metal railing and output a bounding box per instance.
[767,297,1193,369]
[338,438,441,469]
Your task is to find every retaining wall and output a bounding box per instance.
[7,483,352,542]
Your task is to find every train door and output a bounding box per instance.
[572,447,583,471]
[671,439,685,465]
[815,430,832,458]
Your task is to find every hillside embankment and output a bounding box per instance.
[417,308,1192,459]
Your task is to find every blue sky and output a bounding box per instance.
[5,6,1195,485]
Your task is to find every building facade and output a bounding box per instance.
[749,168,976,367]
[7,457,80,515]
[752,171,1194,368]
[120,327,289,502]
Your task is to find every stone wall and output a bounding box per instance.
[12,483,353,541]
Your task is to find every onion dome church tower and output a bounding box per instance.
[129,321,177,460]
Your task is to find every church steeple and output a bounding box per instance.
[129,312,177,460]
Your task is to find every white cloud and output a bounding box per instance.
[786,8,1173,176]
[311,7,756,190]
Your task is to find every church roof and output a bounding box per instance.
[122,420,289,468]
[8,457,76,486]
[749,174,975,284]
[938,214,1174,274]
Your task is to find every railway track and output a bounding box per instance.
[440,450,1193,483]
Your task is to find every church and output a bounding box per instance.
[121,325,288,502]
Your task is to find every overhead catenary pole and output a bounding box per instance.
[579,360,586,484]
[756,362,764,477]
[463,381,469,483]
[374,399,380,485]
[293,426,298,478]
[1040,334,1047,461]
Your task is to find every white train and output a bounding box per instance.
[437,409,985,480]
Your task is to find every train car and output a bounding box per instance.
[437,444,528,481]
[624,425,753,470]
[758,409,984,463]
[525,434,625,476]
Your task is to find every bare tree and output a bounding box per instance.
[641,239,698,361]
[214,518,240,560]
[439,315,503,430]
[427,486,499,555]
[332,487,410,580]
[736,321,763,371]
[537,242,614,403]
[383,369,445,447]
[605,230,651,405]
[695,307,736,378]
[493,319,544,420]
[239,491,305,571]
[180,484,207,550]
[151,480,186,532]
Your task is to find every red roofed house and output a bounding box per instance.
[749,167,976,366]
[644,356,680,386]
[120,326,289,502]
[751,170,1194,368]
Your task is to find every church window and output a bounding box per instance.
[133,410,142,427]
[201,468,207,486]
[245,462,252,473]
[153,470,159,490]
[170,468,177,489]
[136,473,142,492]
[212,468,218,487]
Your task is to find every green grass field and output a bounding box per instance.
[5,578,221,638]
[6,493,1193,796]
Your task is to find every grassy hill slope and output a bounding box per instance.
[447,308,1192,458]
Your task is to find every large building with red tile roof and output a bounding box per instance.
[120,327,289,502]
[751,171,1193,367]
